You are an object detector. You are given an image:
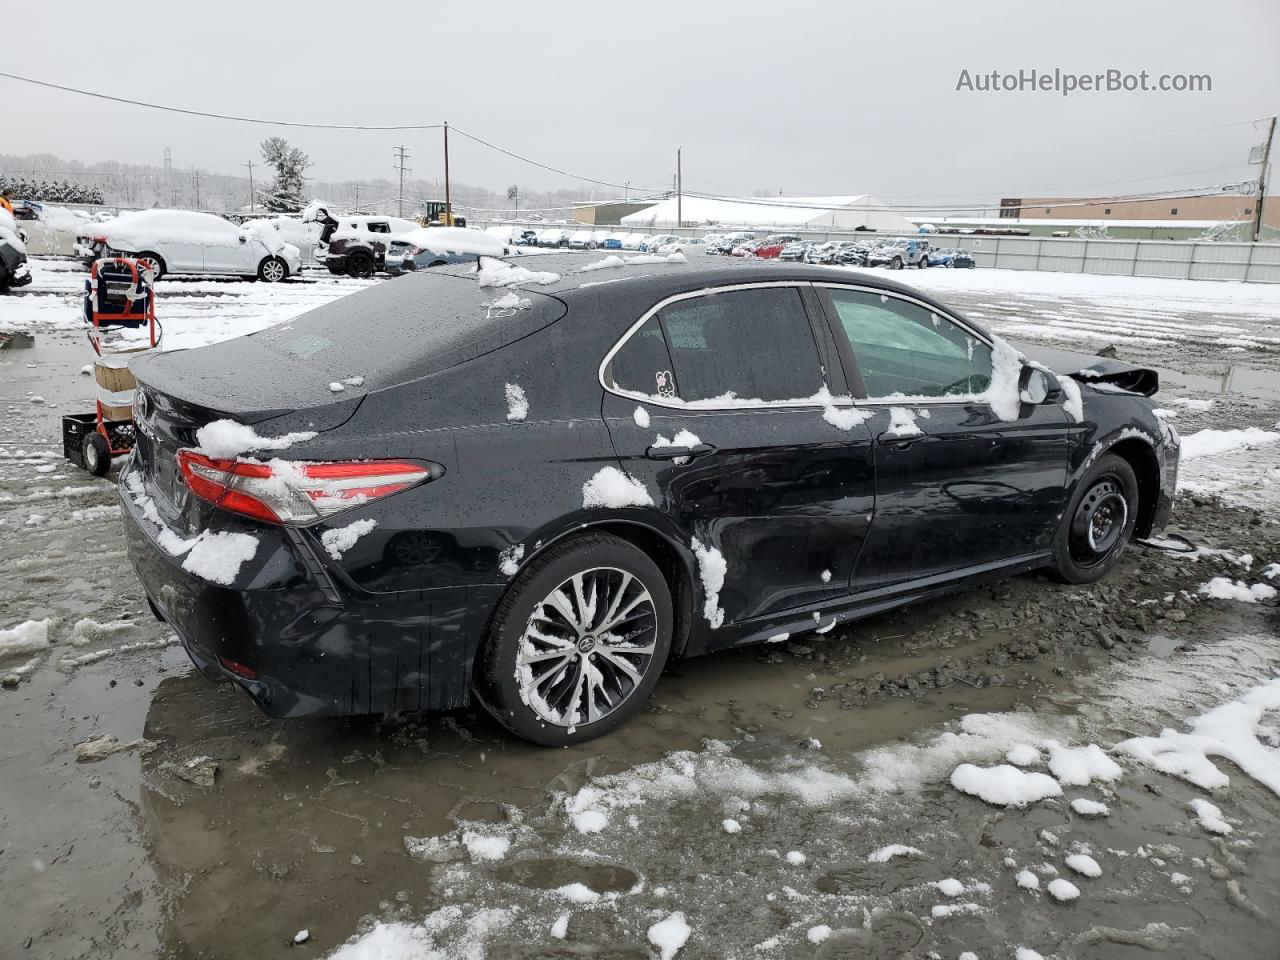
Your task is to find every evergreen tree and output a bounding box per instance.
[259,137,311,213]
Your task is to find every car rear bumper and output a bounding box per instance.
[117,459,497,718]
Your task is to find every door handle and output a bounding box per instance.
[645,443,717,461]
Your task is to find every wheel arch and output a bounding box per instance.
[1101,437,1161,537]
[497,518,699,660]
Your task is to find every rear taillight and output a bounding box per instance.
[176,451,433,524]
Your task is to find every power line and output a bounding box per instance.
[0,70,445,130]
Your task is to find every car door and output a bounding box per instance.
[198,218,256,275]
[815,284,1070,591]
[601,282,876,640]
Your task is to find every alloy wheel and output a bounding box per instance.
[516,566,657,728]
[261,258,285,282]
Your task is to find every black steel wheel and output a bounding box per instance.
[83,432,112,477]
[1050,453,1138,584]
[476,532,673,746]
[346,252,375,279]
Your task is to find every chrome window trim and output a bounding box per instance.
[597,280,833,412]
[813,281,998,407]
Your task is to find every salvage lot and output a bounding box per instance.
[2,253,1280,959]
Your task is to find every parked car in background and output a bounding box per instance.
[319,215,419,278]
[868,238,931,270]
[592,230,611,247]
[601,233,624,250]
[641,234,680,252]
[0,209,32,292]
[705,232,754,256]
[75,209,302,281]
[241,215,322,264]
[516,229,540,246]
[730,239,760,257]
[751,234,802,260]
[622,233,648,250]
[120,254,1175,746]
[778,240,810,261]
[568,229,597,250]
[927,247,977,268]
[384,227,514,276]
[537,228,570,248]
[836,240,876,266]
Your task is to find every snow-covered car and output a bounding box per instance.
[318,215,420,278]
[537,228,570,248]
[0,209,32,292]
[778,241,810,261]
[621,233,647,250]
[75,209,302,281]
[384,227,515,276]
[515,229,539,246]
[868,238,931,270]
[241,215,323,263]
[591,229,611,247]
[567,229,597,250]
[640,234,680,252]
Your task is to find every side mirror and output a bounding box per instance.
[1019,365,1053,405]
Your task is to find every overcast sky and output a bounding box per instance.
[6,0,1278,208]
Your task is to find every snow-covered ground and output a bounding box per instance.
[1,254,1279,959]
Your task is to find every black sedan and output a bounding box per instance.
[119,255,1177,745]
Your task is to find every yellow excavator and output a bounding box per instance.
[415,201,465,228]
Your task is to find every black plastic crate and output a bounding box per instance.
[62,413,135,468]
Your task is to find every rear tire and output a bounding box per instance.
[83,432,111,477]
[347,252,375,279]
[1049,454,1139,584]
[891,256,903,270]
[476,532,673,746]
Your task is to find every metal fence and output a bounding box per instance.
[474,219,1280,284]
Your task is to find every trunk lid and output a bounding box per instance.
[1014,343,1159,397]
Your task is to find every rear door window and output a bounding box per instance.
[367,222,391,234]
[607,286,824,403]
[822,288,992,399]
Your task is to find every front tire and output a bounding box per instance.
[476,533,673,746]
[134,252,165,280]
[1049,454,1138,584]
[891,256,903,270]
[347,252,375,279]
[258,257,288,282]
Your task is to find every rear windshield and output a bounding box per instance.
[251,272,566,387]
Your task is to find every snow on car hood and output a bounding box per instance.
[396,227,512,257]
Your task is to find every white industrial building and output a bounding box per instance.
[618,195,915,232]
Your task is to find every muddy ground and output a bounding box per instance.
[1,265,1279,959]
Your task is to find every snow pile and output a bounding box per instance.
[690,537,727,629]
[555,882,599,904]
[633,406,650,428]
[1065,853,1102,878]
[549,914,569,939]
[816,387,873,431]
[1057,374,1084,422]
[1188,797,1232,835]
[475,258,560,288]
[785,850,807,865]
[1170,396,1213,411]
[1070,797,1110,817]
[1046,878,1080,902]
[936,878,965,897]
[320,519,377,561]
[949,763,1063,807]
[570,808,608,834]
[580,251,688,272]
[1016,869,1040,890]
[396,226,508,258]
[886,407,922,437]
[866,844,925,863]
[69,618,134,646]
[181,532,259,586]
[1006,744,1041,767]
[487,291,532,311]
[504,383,529,422]
[0,619,52,658]
[1179,427,1280,461]
[721,818,741,834]
[461,830,511,862]
[581,466,654,509]
[498,544,525,578]
[986,338,1027,422]
[648,912,690,960]
[1116,674,1280,796]
[807,925,831,944]
[1045,741,1123,786]
[194,420,316,458]
[653,428,702,464]
[1198,577,1277,603]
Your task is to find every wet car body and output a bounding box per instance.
[119,255,1176,728]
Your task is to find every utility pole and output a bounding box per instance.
[443,122,452,226]
[393,145,412,219]
[624,180,630,201]
[677,147,682,229]
[193,170,200,211]
[243,160,255,214]
[1251,115,1275,243]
